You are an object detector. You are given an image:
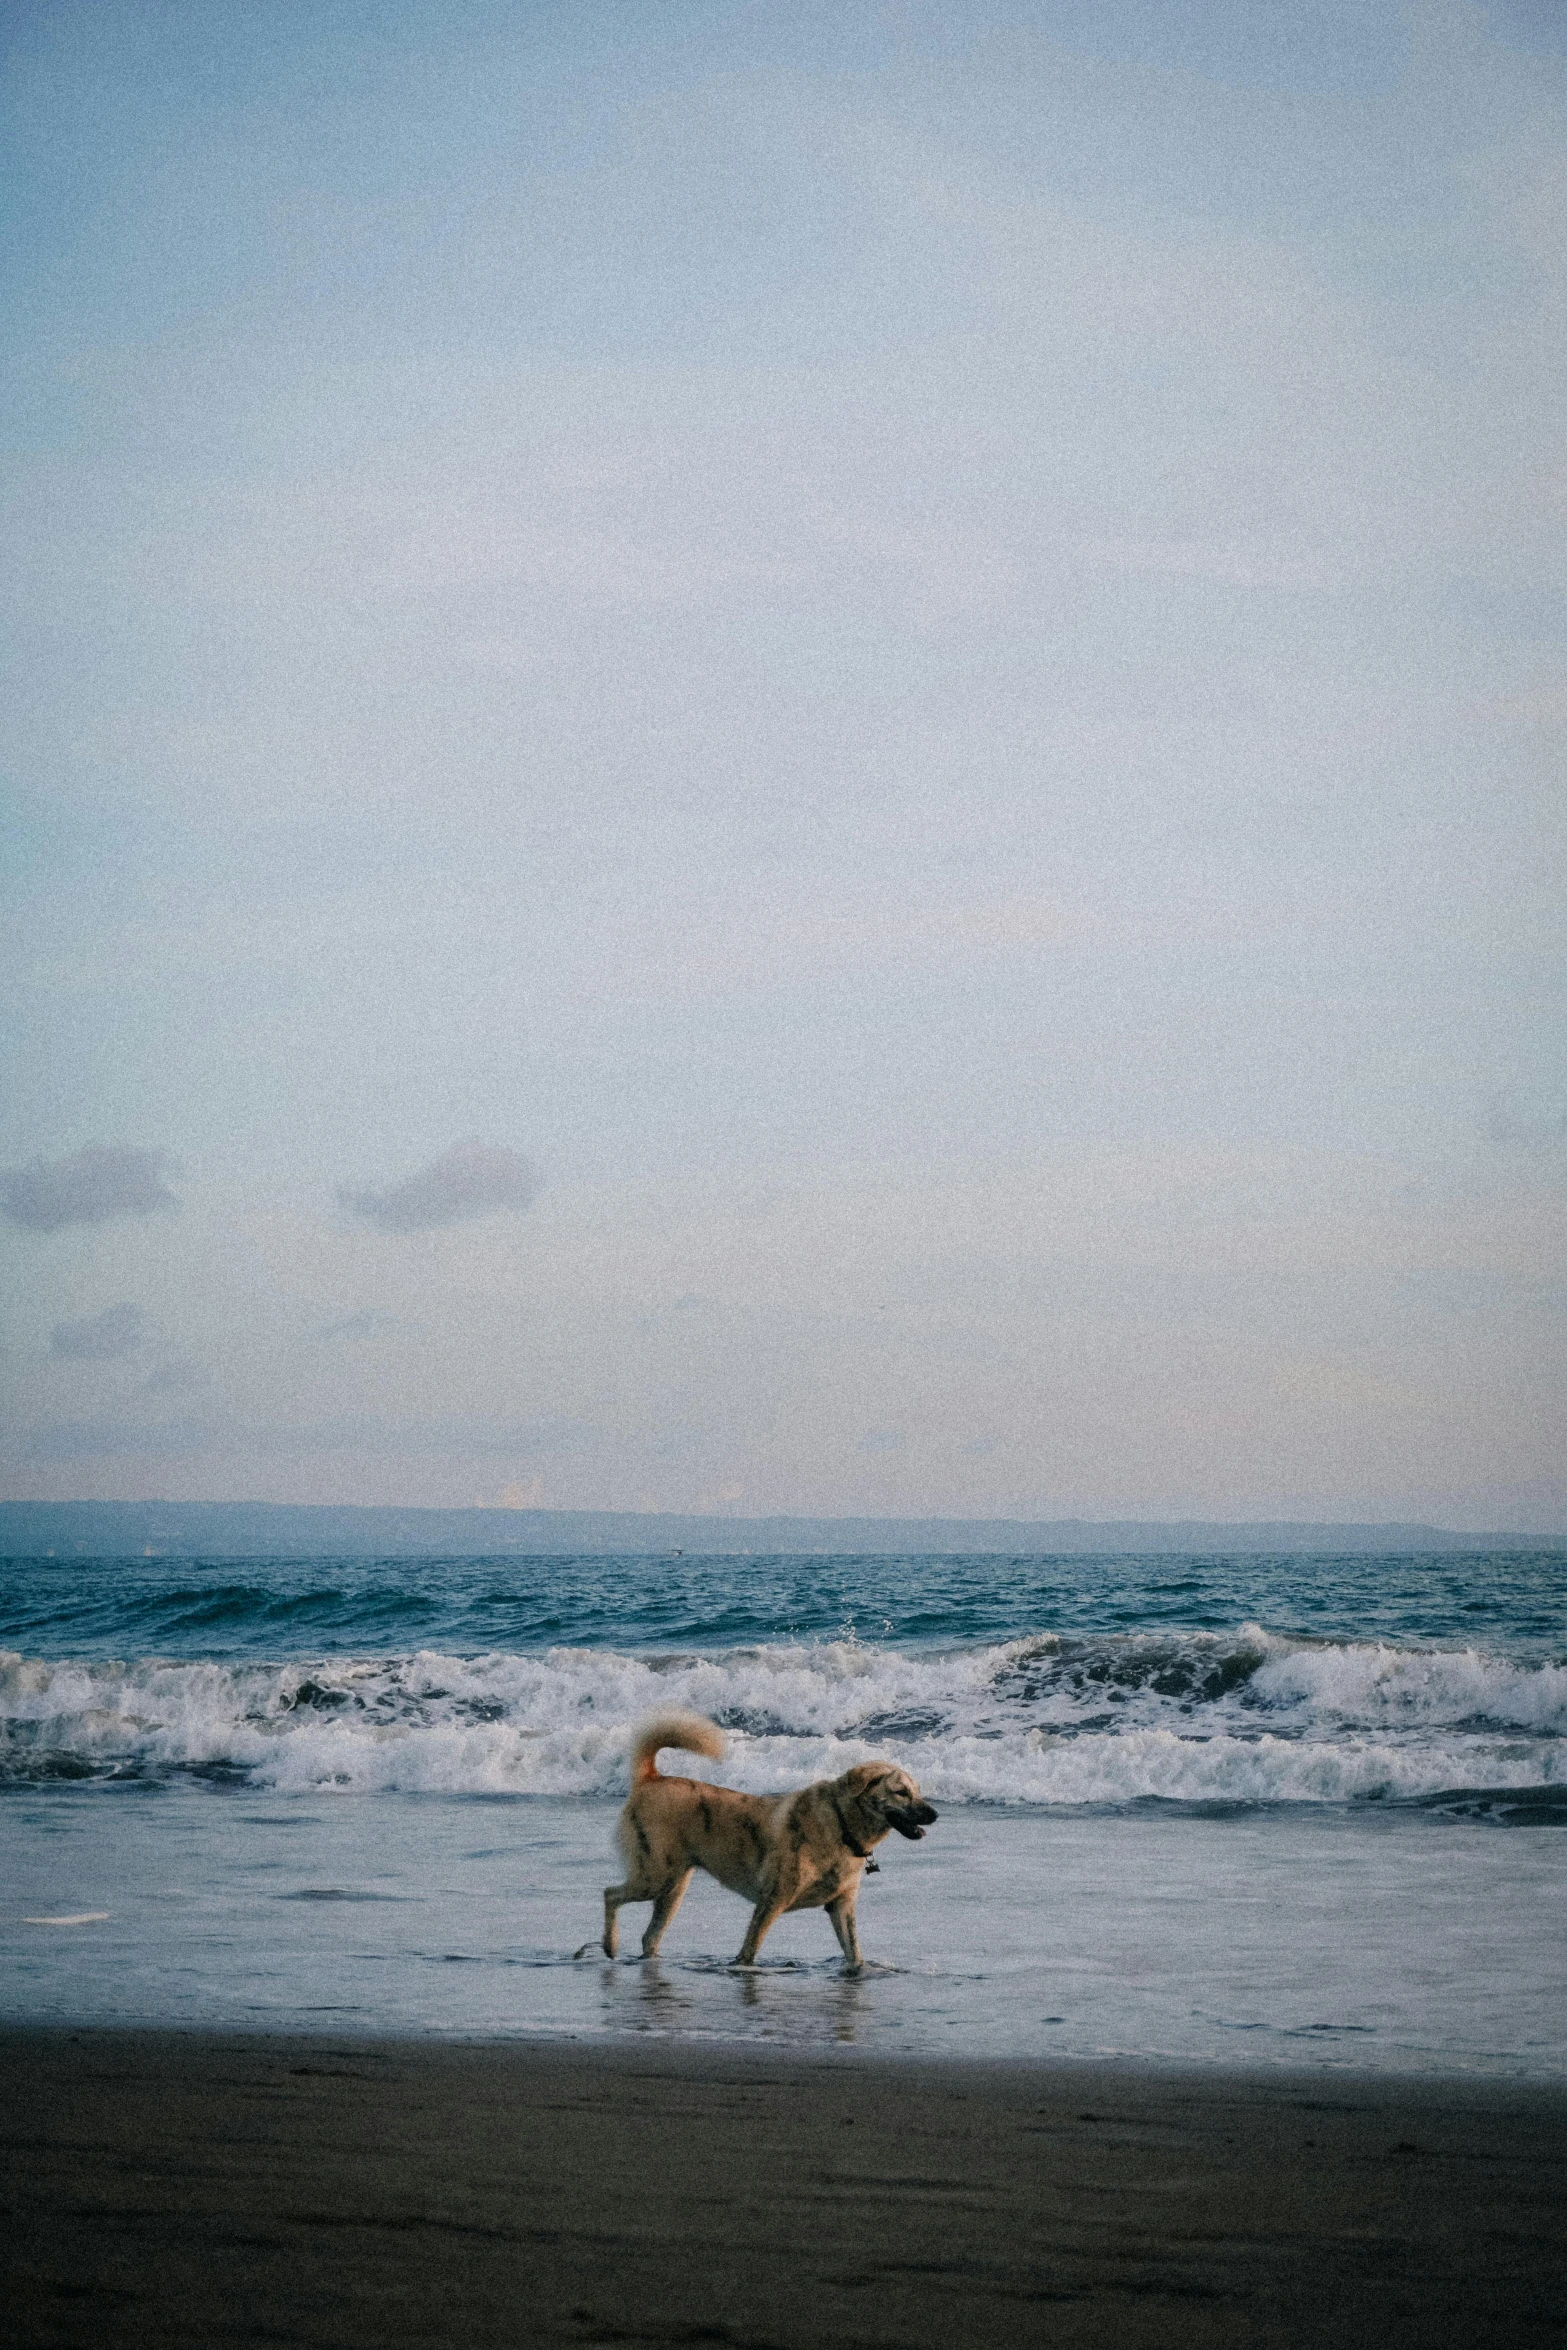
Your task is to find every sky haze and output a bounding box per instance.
[3,1,1564,1529]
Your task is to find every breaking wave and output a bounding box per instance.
[2,1626,1563,1803]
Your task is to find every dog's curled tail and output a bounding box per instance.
[629,1711,726,1784]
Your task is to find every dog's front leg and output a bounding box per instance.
[732,1893,788,1968]
[826,1892,863,1973]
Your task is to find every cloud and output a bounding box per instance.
[338,1141,539,1235]
[1487,1093,1567,1153]
[6,1411,594,1463]
[497,1476,546,1509]
[314,1307,423,1342]
[858,1429,907,1454]
[49,1303,146,1362]
[0,1145,179,1233]
[18,1417,215,1461]
[637,1293,709,1333]
[1392,1271,1510,1314]
[251,1412,595,1459]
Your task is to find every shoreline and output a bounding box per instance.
[6,2028,1566,2348]
[9,1788,1562,2074]
[8,2006,1567,2087]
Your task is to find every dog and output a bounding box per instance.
[575,1711,937,1971]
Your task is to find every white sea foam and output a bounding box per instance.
[2,1631,1563,1802]
[1247,1637,1567,1731]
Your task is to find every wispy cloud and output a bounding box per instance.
[1392,1270,1510,1314]
[1487,1093,1567,1153]
[49,1302,146,1362]
[9,1411,595,1463]
[244,1413,597,1460]
[1,1146,179,1233]
[313,1307,424,1342]
[338,1141,539,1235]
[19,1417,216,1462]
[637,1293,710,1334]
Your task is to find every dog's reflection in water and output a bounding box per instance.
[629,1955,693,2022]
[592,1953,870,2044]
[829,1967,868,2042]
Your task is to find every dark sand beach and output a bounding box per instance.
[4,2030,1565,2350]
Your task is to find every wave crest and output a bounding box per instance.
[2,1628,1562,1801]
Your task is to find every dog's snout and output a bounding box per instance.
[886,1798,938,1839]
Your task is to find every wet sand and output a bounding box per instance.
[4,2029,1565,2349]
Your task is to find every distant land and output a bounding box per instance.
[0,1500,1558,1559]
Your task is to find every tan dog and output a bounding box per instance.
[576,1711,937,1971]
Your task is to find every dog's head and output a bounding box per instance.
[836,1762,939,1842]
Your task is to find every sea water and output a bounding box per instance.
[2,1550,1564,2075]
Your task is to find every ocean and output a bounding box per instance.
[3,1547,1564,2075]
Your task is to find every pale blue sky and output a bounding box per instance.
[3,1,1563,1526]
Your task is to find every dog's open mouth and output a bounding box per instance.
[886,1802,938,1840]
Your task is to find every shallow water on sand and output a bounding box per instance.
[4,1783,1563,2078]
[6,1549,1564,2074]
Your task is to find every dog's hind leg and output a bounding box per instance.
[640,1867,694,1958]
[826,1892,863,1973]
[574,1876,640,1960]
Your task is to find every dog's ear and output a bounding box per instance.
[843,1764,916,1812]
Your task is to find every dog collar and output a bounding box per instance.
[831,1795,874,1860]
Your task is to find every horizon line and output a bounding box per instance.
[3,1497,1561,1545]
